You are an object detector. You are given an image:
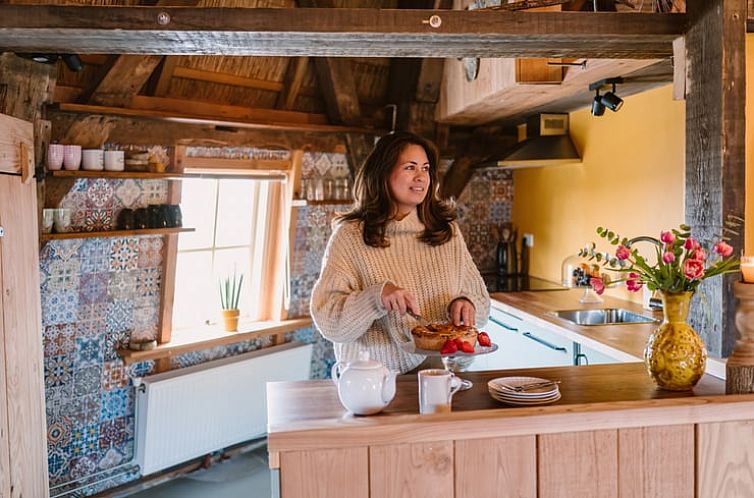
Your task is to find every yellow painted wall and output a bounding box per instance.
[512,84,685,302]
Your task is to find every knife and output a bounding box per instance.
[407,310,432,328]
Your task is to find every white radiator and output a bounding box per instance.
[134,342,312,475]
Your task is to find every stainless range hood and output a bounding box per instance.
[492,113,581,169]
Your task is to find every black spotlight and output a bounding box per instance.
[600,84,623,112]
[14,53,84,72]
[61,54,83,72]
[591,90,606,116]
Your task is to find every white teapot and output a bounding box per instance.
[331,351,398,415]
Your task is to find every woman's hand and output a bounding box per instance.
[449,298,476,327]
[381,282,419,315]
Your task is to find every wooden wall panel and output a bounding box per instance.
[618,425,694,498]
[280,447,368,498]
[370,441,454,498]
[0,159,49,496]
[0,182,10,498]
[455,436,536,498]
[698,420,754,497]
[538,430,617,498]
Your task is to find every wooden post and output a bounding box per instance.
[726,282,754,393]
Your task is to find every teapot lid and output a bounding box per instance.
[348,351,383,370]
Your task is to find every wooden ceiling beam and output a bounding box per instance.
[0,6,685,58]
[50,102,380,134]
[276,57,310,110]
[84,55,163,106]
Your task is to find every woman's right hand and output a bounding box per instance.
[381,282,419,315]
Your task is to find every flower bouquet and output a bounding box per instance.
[579,223,740,390]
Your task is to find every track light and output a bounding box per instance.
[588,77,624,117]
[591,89,606,116]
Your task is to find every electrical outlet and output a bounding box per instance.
[523,233,534,247]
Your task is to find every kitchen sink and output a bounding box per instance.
[550,308,658,326]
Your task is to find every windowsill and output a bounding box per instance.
[117,316,313,365]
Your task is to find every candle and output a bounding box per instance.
[741,256,754,283]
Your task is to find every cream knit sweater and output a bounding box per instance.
[311,210,490,374]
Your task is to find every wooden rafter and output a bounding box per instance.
[0,6,685,58]
[276,57,310,110]
[84,55,162,106]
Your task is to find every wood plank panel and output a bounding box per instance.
[370,441,454,498]
[0,149,50,497]
[685,0,746,356]
[0,113,35,175]
[0,6,684,58]
[618,425,694,498]
[157,181,182,344]
[86,55,162,106]
[538,430,617,498]
[698,420,754,497]
[280,447,368,498]
[455,436,536,498]
[0,178,10,498]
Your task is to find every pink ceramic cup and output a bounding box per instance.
[63,145,82,171]
[47,144,64,171]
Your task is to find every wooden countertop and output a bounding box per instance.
[490,290,727,378]
[266,362,743,454]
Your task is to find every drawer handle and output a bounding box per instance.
[489,316,518,332]
[523,332,567,352]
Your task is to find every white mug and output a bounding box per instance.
[104,150,125,171]
[62,145,81,170]
[47,144,64,171]
[418,369,462,415]
[82,149,104,171]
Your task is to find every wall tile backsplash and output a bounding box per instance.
[40,150,512,496]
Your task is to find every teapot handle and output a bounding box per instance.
[331,362,344,384]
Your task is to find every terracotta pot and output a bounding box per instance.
[222,309,240,332]
[644,291,707,391]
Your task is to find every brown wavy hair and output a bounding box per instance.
[338,132,456,248]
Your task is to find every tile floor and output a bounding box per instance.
[125,446,271,498]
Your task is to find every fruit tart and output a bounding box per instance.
[410,322,478,351]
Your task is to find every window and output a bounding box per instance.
[171,177,288,330]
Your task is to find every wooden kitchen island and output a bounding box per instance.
[267,363,754,498]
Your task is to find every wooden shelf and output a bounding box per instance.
[291,199,353,207]
[40,227,194,241]
[47,170,185,180]
[117,317,313,365]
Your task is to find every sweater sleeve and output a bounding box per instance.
[310,223,390,344]
[451,226,491,327]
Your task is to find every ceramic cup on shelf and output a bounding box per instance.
[82,149,104,171]
[62,145,82,171]
[104,150,125,171]
[53,208,71,233]
[41,209,55,234]
[47,144,64,171]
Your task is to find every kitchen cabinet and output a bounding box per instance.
[469,307,621,372]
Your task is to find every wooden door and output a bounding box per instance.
[370,441,454,498]
[0,113,49,497]
[455,436,536,498]
[280,447,368,498]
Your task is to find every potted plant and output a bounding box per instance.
[219,271,243,332]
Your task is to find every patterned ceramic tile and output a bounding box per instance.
[106,300,134,335]
[49,239,83,263]
[74,336,104,368]
[109,238,139,272]
[103,331,130,362]
[70,423,100,460]
[79,239,113,274]
[136,268,161,299]
[44,323,77,357]
[98,446,126,469]
[100,387,131,422]
[73,364,103,397]
[63,393,101,426]
[114,179,142,208]
[85,179,115,209]
[102,361,128,391]
[47,417,72,449]
[84,209,114,232]
[45,354,74,389]
[69,453,99,480]
[139,180,168,205]
[48,445,72,481]
[137,236,163,268]
[79,272,108,305]
[44,259,81,293]
[107,270,138,300]
[98,417,128,450]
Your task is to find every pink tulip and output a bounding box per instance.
[714,241,734,257]
[684,238,700,251]
[626,278,643,292]
[692,248,706,261]
[590,277,605,295]
[662,251,675,264]
[660,231,675,244]
[615,245,630,261]
[683,259,705,280]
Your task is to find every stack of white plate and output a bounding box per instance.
[488,376,561,406]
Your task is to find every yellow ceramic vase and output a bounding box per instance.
[644,291,707,391]
[222,309,240,332]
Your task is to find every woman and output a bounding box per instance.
[310,132,490,374]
